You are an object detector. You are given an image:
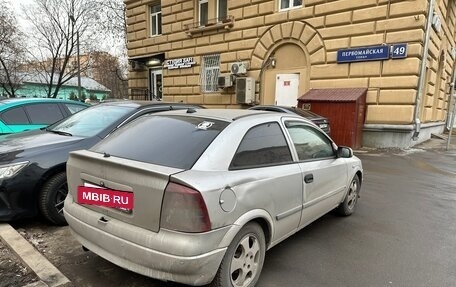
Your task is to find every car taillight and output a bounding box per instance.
[160,182,211,233]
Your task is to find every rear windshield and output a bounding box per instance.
[91,115,229,169]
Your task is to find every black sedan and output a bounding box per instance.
[248,105,331,135]
[0,101,201,225]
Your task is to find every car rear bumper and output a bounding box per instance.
[64,195,228,286]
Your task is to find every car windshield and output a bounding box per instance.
[46,104,135,137]
[91,115,229,169]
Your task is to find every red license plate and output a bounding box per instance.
[77,186,134,210]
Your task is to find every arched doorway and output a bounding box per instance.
[263,43,308,106]
[250,21,326,105]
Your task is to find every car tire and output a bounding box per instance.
[211,222,266,287]
[337,174,360,216]
[39,172,68,225]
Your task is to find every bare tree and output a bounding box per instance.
[88,51,128,99]
[0,0,25,98]
[93,0,127,48]
[23,0,99,98]
[92,0,128,83]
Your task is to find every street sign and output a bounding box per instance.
[337,44,409,63]
[337,45,389,63]
[165,57,196,69]
[391,43,408,59]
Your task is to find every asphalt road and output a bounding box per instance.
[9,145,456,287]
[259,148,456,287]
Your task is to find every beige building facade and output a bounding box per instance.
[125,0,456,148]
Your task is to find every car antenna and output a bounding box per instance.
[103,152,111,158]
[186,108,197,113]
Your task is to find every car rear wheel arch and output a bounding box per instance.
[251,218,271,247]
[210,222,266,287]
[218,210,273,250]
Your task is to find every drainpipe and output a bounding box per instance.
[413,0,435,140]
[256,55,275,104]
[447,76,456,150]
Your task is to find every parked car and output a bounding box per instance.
[0,98,89,135]
[248,105,331,135]
[0,101,202,225]
[64,109,362,287]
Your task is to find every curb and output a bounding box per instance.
[24,281,49,287]
[0,223,70,287]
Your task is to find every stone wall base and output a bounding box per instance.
[362,122,446,148]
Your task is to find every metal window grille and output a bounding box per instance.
[200,54,220,92]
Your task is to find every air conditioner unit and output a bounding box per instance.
[230,62,248,75]
[236,77,255,104]
[217,74,233,88]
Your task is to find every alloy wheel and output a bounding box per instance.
[347,179,358,210]
[230,233,261,287]
[54,183,68,215]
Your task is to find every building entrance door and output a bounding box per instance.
[149,69,163,100]
[275,74,299,106]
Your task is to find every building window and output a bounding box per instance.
[201,54,220,92]
[197,0,228,26]
[279,0,302,11]
[217,0,228,21]
[149,4,162,36]
[199,0,208,26]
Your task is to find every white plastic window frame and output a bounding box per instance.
[149,4,162,37]
[279,0,303,12]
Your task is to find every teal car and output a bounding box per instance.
[0,98,89,135]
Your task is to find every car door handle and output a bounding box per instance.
[304,174,314,183]
[98,216,109,225]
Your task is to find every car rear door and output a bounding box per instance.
[228,121,303,243]
[282,119,348,228]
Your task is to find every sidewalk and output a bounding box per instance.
[413,134,456,150]
[355,134,456,154]
[0,223,70,287]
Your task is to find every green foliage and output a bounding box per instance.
[69,91,78,101]
[80,92,86,102]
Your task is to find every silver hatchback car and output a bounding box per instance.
[64,109,363,287]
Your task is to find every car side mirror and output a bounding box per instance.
[337,146,353,158]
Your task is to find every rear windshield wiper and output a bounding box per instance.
[46,128,73,136]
